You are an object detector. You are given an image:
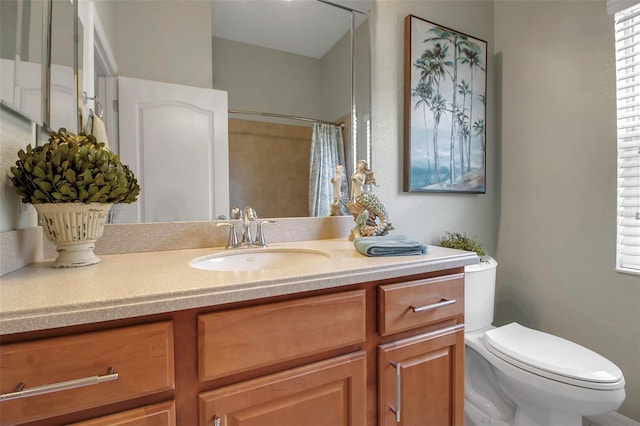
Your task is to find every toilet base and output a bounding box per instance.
[513,404,583,426]
[465,399,583,426]
[465,398,511,426]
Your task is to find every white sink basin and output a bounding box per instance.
[189,248,331,272]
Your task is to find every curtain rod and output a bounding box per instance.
[229,109,344,127]
[317,0,370,15]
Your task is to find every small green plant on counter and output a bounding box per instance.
[439,232,487,258]
[9,128,140,204]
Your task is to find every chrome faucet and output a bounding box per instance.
[241,207,257,246]
[216,206,277,249]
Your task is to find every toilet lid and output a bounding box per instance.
[484,323,624,390]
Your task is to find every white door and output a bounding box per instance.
[49,64,77,132]
[1,59,43,125]
[117,76,229,223]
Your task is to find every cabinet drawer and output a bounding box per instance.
[70,401,176,426]
[0,321,174,426]
[378,274,464,336]
[198,290,366,382]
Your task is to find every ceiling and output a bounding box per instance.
[211,0,370,59]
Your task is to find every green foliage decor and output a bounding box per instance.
[439,232,487,257]
[10,129,140,204]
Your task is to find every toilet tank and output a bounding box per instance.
[464,257,498,333]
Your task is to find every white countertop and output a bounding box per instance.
[0,238,477,335]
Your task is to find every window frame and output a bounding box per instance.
[614,2,640,276]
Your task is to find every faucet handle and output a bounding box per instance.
[230,205,243,220]
[255,220,278,247]
[215,222,238,249]
[244,207,258,221]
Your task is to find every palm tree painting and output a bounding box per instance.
[404,15,487,193]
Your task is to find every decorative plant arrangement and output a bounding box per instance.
[10,129,139,204]
[9,128,140,268]
[439,232,487,259]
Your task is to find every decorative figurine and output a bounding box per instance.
[330,165,349,216]
[350,159,377,201]
[347,160,393,240]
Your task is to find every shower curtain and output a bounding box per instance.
[309,123,345,217]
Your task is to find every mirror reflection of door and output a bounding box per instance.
[49,0,78,132]
[0,0,45,125]
[117,76,229,224]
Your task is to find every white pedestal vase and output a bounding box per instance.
[34,203,112,268]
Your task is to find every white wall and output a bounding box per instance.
[212,37,325,119]
[370,0,498,252]
[115,0,212,89]
[213,23,358,124]
[114,0,354,123]
[320,27,353,122]
[494,1,639,420]
[92,0,117,60]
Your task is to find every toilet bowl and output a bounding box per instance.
[464,258,626,426]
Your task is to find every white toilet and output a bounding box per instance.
[464,258,626,426]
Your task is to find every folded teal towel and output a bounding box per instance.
[353,235,428,257]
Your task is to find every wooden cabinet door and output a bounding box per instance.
[378,325,464,426]
[199,352,366,426]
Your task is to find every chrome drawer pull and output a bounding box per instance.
[410,298,456,313]
[0,367,119,401]
[389,361,402,423]
[213,415,222,426]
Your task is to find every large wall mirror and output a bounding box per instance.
[0,0,46,125]
[73,0,371,223]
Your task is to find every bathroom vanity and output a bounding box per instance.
[0,239,475,425]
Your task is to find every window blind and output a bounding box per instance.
[615,2,640,274]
